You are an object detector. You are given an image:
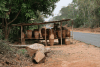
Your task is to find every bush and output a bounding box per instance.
[0,40,27,55]
[0,29,4,39]
[73,18,84,28]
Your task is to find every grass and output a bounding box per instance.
[0,40,15,55]
[17,49,27,55]
[0,40,27,55]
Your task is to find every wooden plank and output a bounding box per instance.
[12,19,71,26]
[60,22,62,45]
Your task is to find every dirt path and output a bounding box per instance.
[33,27,100,67]
[33,40,100,67]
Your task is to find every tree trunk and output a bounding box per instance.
[5,25,11,40]
[5,25,8,39]
[1,9,21,40]
[1,18,5,39]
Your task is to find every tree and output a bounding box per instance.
[72,0,98,28]
[0,0,60,39]
[52,0,100,28]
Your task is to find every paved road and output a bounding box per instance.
[72,32,100,47]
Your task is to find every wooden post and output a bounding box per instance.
[60,22,62,45]
[21,26,23,44]
[38,25,40,41]
[45,28,47,46]
[21,26,25,45]
[72,21,73,44]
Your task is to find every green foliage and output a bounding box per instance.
[0,0,60,40]
[0,0,60,22]
[95,7,100,17]
[0,29,4,39]
[0,0,9,18]
[17,49,27,55]
[0,40,27,55]
[8,26,21,42]
[0,40,15,54]
[74,18,84,28]
[52,0,100,28]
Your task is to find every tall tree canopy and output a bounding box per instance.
[0,0,60,39]
[52,0,100,28]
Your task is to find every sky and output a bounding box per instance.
[44,0,73,21]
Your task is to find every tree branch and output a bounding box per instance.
[8,9,21,25]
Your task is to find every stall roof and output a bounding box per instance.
[12,19,72,26]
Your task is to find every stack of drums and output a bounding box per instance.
[56,27,70,44]
[49,29,54,46]
[62,30,66,38]
[56,28,66,38]
[66,29,70,37]
[34,29,39,39]
[56,28,66,44]
[52,28,57,39]
[54,31,57,39]
[65,29,70,45]
[54,24,59,30]
[27,30,32,39]
[56,28,60,38]
[65,38,70,45]
[41,28,49,39]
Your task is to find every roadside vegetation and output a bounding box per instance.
[0,0,100,66]
[52,0,100,28]
[0,40,33,67]
[0,0,60,42]
[0,0,60,66]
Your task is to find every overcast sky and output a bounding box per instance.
[44,0,73,21]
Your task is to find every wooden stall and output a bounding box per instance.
[12,19,74,46]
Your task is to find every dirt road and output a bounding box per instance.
[33,42,100,67]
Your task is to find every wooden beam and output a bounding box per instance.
[12,19,71,26]
[60,22,62,45]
